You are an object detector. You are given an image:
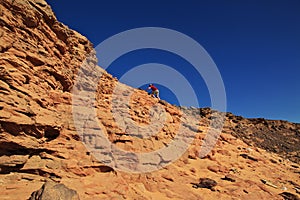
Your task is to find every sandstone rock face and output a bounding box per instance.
[0,0,300,199]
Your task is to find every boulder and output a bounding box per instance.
[29,182,80,200]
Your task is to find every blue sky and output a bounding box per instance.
[48,0,300,123]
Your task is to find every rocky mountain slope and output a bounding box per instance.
[0,0,299,199]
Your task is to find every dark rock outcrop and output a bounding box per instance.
[29,182,80,200]
[279,192,300,200]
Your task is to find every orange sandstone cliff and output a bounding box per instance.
[0,0,299,199]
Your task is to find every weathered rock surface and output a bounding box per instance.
[0,0,299,199]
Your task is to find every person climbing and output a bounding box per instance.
[147,84,160,100]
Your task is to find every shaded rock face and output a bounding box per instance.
[30,181,80,200]
[0,0,300,200]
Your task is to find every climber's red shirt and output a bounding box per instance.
[149,85,158,91]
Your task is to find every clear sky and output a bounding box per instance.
[48,0,300,123]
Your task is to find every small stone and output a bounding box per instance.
[240,153,258,162]
[192,178,217,190]
[207,166,219,173]
[221,174,236,182]
[261,179,278,188]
